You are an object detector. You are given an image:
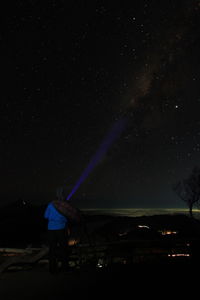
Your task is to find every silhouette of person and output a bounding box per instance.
[44,187,69,273]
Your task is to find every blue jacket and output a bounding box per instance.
[44,202,68,230]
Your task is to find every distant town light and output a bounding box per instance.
[138,225,150,229]
[97,258,105,268]
[119,231,128,237]
[159,230,178,235]
[68,239,79,246]
[168,253,190,257]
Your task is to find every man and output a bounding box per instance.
[44,188,69,273]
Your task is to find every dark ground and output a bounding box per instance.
[0,201,200,298]
[0,260,198,299]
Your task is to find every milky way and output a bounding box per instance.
[1,1,200,208]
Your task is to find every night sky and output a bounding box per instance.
[1,0,200,209]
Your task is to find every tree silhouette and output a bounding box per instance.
[173,167,200,218]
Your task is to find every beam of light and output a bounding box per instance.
[66,117,128,201]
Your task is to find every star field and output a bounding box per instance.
[1,0,200,208]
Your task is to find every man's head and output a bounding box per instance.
[56,187,68,202]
